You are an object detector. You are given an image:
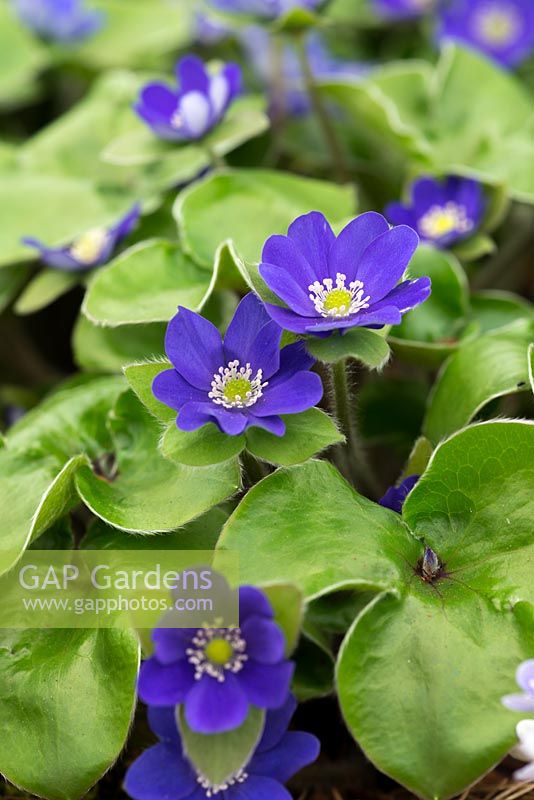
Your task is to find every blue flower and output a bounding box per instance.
[385,176,485,249]
[12,0,104,43]
[22,204,140,271]
[259,211,431,335]
[503,660,534,713]
[153,293,323,437]
[209,0,322,19]
[134,55,242,142]
[138,587,294,734]
[124,694,320,800]
[242,28,367,117]
[379,474,419,513]
[437,0,534,68]
[373,0,435,19]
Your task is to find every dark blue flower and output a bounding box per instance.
[138,586,295,734]
[13,0,104,43]
[437,0,534,68]
[379,474,419,513]
[22,204,140,271]
[209,0,322,19]
[242,28,367,117]
[385,176,485,249]
[134,55,241,142]
[153,293,323,437]
[124,694,320,800]
[259,211,431,336]
[373,0,435,19]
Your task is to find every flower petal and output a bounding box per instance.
[259,262,315,317]
[232,776,292,800]
[179,91,212,138]
[165,306,224,390]
[517,660,534,695]
[328,211,390,281]
[242,616,285,664]
[263,302,320,334]
[184,673,249,733]
[147,706,180,743]
[257,695,297,752]
[371,276,432,315]
[138,82,178,116]
[138,657,194,706]
[254,371,323,417]
[247,414,286,436]
[22,237,84,271]
[176,54,210,94]
[153,369,206,412]
[238,660,294,708]
[385,202,418,229]
[502,694,534,713]
[306,305,402,333]
[110,203,141,243]
[152,629,190,664]
[353,225,419,301]
[412,176,444,211]
[223,293,282,379]
[123,743,196,800]
[262,233,322,289]
[250,732,320,782]
[239,586,274,623]
[178,401,248,436]
[287,211,335,279]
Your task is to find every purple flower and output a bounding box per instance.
[503,660,534,713]
[379,474,419,513]
[124,694,320,800]
[12,0,104,43]
[153,293,323,437]
[134,55,241,142]
[385,176,485,250]
[437,0,534,68]
[512,721,534,782]
[22,204,140,271]
[138,586,295,734]
[373,0,435,19]
[209,0,322,19]
[195,12,230,44]
[259,211,431,336]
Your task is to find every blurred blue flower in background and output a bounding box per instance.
[437,0,534,68]
[373,0,435,20]
[386,176,485,249]
[13,0,104,43]
[135,55,241,142]
[23,204,140,271]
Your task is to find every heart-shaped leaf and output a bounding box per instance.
[245,408,344,466]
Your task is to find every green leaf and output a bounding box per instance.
[401,435,433,478]
[73,316,165,374]
[0,4,48,107]
[337,590,531,800]
[217,459,419,600]
[75,392,240,533]
[530,343,534,394]
[307,327,390,368]
[0,263,33,314]
[263,584,304,656]
[83,240,216,326]
[389,245,470,367]
[469,290,534,334]
[424,322,534,442]
[0,629,139,800]
[161,423,246,467]
[245,408,344,466]
[0,172,134,269]
[177,706,265,789]
[75,0,194,70]
[15,269,80,315]
[451,232,495,262]
[273,6,319,32]
[124,359,173,422]
[175,168,356,268]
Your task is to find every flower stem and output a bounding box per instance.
[294,32,349,183]
[332,359,381,498]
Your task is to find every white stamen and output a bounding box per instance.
[308,272,371,319]
[70,227,109,264]
[170,108,183,128]
[197,768,248,797]
[418,202,474,240]
[186,627,248,683]
[473,2,522,46]
[209,360,267,409]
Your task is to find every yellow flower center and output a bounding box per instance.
[223,377,253,405]
[70,227,109,264]
[205,638,234,665]
[476,4,520,46]
[322,288,353,316]
[418,202,473,240]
